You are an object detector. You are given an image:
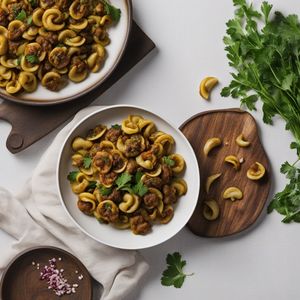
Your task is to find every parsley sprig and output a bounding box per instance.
[83,156,92,169]
[67,171,79,182]
[115,171,148,197]
[102,0,121,22]
[161,252,194,288]
[223,0,300,223]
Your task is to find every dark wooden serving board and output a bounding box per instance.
[180,108,271,237]
[0,21,155,154]
[0,246,92,300]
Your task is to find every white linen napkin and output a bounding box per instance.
[0,106,149,300]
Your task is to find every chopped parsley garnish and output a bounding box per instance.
[15,9,26,21]
[29,0,37,7]
[83,156,92,169]
[25,54,39,64]
[87,181,97,190]
[111,124,121,129]
[162,156,175,167]
[116,172,132,190]
[102,0,121,22]
[98,184,112,196]
[67,171,79,182]
[27,15,33,25]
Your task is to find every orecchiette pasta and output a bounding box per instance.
[0,0,120,94]
[67,115,188,235]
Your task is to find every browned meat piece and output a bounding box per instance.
[143,192,159,208]
[130,215,151,235]
[143,176,163,189]
[36,36,52,52]
[161,164,173,184]
[105,127,122,143]
[162,185,177,205]
[77,200,94,215]
[102,189,122,203]
[98,202,118,223]
[0,8,8,27]
[7,40,21,56]
[125,159,138,174]
[99,171,117,187]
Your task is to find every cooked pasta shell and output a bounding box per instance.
[71,172,89,194]
[49,47,70,69]
[6,79,22,94]
[110,150,128,173]
[119,193,140,214]
[86,124,107,141]
[68,64,88,83]
[114,215,130,229]
[77,192,97,215]
[68,18,88,31]
[42,8,65,31]
[7,20,25,40]
[169,153,185,174]
[98,140,115,152]
[72,137,93,151]
[145,164,162,177]
[20,55,39,72]
[0,25,7,36]
[159,205,174,224]
[203,199,219,221]
[171,178,188,196]
[96,200,119,223]
[18,71,38,93]
[69,0,87,20]
[122,119,140,134]
[32,8,44,27]
[99,171,118,187]
[136,152,155,170]
[0,35,8,55]
[1,56,18,69]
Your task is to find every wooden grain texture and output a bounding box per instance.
[180,108,271,237]
[0,21,156,154]
[0,247,92,300]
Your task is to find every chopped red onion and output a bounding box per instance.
[37,258,79,296]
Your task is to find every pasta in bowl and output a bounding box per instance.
[57,105,200,249]
[0,0,131,104]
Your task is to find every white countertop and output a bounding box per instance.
[1,0,300,299]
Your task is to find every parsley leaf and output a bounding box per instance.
[161,252,193,288]
[116,172,132,190]
[102,0,121,22]
[223,0,300,223]
[83,156,92,169]
[98,184,112,196]
[111,124,121,129]
[29,0,37,7]
[87,181,97,190]
[27,15,33,25]
[67,171,79,182]
[25,54,39,64]
[162,156,175,167]
[15,9,26,21]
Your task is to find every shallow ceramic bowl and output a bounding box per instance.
[57,105,200,249]
[1,0,132,105]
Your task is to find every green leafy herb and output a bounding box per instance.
[104,202,111,210]
[25,54,39,64]
[83,156,92,169]
[162,156,175,167]
[111,124,121,129]
[161,252,193,288]
[29,0,37,7]
[87,181,97,190]
[223,0,300,222]
[116,172,132,190]
[102,0,121,22]
[15,9,26,21]
[27,15,33,25]
[98,184,112,196]
[17,56,21,66]
[67,171,79,182]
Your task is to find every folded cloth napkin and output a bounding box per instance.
[0,106,149,300]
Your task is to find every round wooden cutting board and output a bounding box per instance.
[180,108,271,237]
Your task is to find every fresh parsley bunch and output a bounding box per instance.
[222,0,300,222]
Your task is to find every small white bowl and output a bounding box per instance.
[57,105,200,249]
[1,0,132,105]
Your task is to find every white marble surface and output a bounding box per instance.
[1,0,299,299]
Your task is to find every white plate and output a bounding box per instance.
[57,105,200,249]
[1,0,131,105]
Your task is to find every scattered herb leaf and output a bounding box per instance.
[67,171,79,182]
[25,54,39,64]
[83,156,92,169]
[161,252,193,288]
[87,181,97,190]
[29,0,37,7]
[15,9,26,21]
[116,172,132,190]
[111,124,121,129]
[162,156,175,167]
[102,0,121,22]
[27,15,33,25]
[98,184,112,196]
[223,0,300,223]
